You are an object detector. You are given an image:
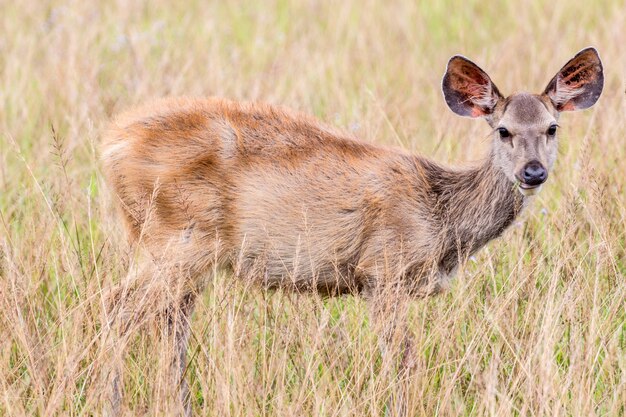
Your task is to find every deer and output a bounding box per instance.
[100,47,603,416]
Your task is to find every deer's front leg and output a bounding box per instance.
[365,279,417,416]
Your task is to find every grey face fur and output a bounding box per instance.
[491,94,559,196]
[442,47,604,196]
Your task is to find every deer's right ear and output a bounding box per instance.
[442,56,503,118]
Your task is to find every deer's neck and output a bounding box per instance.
[427,152,525,272]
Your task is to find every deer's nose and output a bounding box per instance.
[522,160,547,186]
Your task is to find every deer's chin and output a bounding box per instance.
[518,184,543,197]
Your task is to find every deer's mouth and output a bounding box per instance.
[517,182,543,196]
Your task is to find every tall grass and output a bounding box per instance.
[0,0,624,415]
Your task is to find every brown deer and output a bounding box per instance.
[101,48,603,415]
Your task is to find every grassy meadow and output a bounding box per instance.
[1,0,625,415]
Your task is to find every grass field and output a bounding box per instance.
[1,0,625,416]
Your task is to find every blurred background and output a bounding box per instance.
[0,1,624,416]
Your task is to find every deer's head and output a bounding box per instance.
[442,47,603,196]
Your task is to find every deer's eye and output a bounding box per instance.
[498,127,511,139]
[547,124,558,136]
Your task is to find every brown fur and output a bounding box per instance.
[100,48,603,415]
[102,97,520,296]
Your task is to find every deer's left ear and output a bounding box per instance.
[542,47,604,112]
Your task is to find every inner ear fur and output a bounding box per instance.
[442,56,503,118]
[543,47,604,112]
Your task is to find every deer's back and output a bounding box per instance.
[101,98,434,292]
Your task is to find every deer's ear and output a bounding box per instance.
[442,56,503,118]
[542,47,604,112]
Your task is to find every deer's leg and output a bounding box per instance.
[102,259,159,416]
[165,290,198,417]
[365,283,416,417]
[102,257,206,417]
[104,366,121,417]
